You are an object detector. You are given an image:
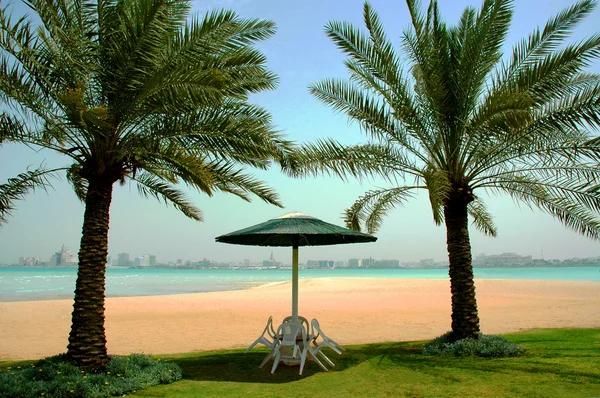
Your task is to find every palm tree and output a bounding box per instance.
[0,0,293,371]
[287,0,600,341]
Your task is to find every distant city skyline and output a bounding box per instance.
[2,0,600,265]
[9,244,597,268]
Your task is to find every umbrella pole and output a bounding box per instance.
[292,238,299,323]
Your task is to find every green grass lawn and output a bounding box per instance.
[132,328,600,398]
[1,328,598,397]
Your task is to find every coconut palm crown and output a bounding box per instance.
[0,0,293,370]
[287,0,600,340]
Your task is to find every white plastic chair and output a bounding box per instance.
[245,315,277,353]
[268,322,309,375]
[311,318,345,356]
[282,315,310,337]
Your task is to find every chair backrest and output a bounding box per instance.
[283,315,310,335]
[260,315,274,337]
[265,315,277,339]
[278,321,306,346]
[311,318,325,339]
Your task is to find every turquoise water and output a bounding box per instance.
[1,266,599,301]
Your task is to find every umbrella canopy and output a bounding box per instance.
[216,212,377,322]
[215,211,377,247]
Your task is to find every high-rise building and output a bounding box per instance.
[19,257,40,267]
[361,257,375,268]
[376,259,400,268]
[149,255,157,266]
[263,251,280,268]
[117,253,130,267]
[49,245,77,266]
[134,256,145,267]
[318,260,334,268]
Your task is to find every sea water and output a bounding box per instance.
[1,266,599,301]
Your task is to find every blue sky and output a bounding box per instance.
[1,0,600,265]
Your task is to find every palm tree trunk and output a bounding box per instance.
[67,178,113,371]
[443,195,480,341]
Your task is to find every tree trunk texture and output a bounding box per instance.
[444,195,480,341]
[67,178,113,371]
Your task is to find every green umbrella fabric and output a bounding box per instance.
[215,212,377,246]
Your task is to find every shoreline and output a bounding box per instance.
[2,266,600,303]
[0,281,280,303]
[1,277,599,361]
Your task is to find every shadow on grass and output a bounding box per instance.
[173,342,422,384]
[172,335,600,385]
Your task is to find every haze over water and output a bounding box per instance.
[1,266,599,302]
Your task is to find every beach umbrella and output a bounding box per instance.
[215,212,377,322]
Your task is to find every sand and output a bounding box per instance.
[1,278,599,361]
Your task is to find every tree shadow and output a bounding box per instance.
[168,331,600,386]
[174,342,421,384]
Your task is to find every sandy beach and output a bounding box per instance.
[1,277,599,361]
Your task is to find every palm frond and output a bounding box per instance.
[422,166,450,225]
[344,186,421,234]
[489,176,600,240]
[468,198,497,237]
[137,142,217,195]
[468,117,600,183]
[283,138,421,183]
[137,100,293,170]
[203,161,283,207]
[494,0,595,93]
[480,164,600,214]
[452,0,513,121]
[0,167,56,225]
[66,163,88,202]
[321,8,439,158]
[308,78,432,165]
[132,172,202,221]
[127,8,277,118]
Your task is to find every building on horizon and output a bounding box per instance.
[376,259,400,268]
[473,253,533,267]
[134,256,147,267]
[117,253,130,267]
[19,256,40,267]
[49,245,77,266]
[361,257,375,268]
[420,258,435,267]
[262,251,281,268]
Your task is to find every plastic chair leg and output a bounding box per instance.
[333,341,345,352]
[317,349,335,367]
[270,351,281,374]
[292,344,300,358]
[299,348,309,375]
[306,349,327,371]
[326,342,342,355]
[259,348,275,368]
[246,339,260,353]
